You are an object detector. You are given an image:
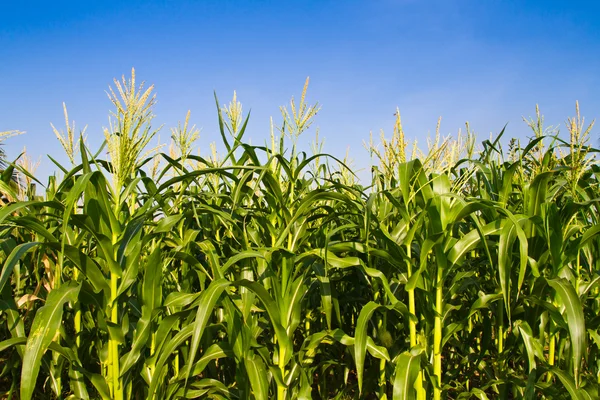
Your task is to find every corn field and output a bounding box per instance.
[1,71,599,399]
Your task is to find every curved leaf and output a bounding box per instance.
[547,278,586,386]
[21,282,80,400]
[393,347,423,400]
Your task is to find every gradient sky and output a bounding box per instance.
[1,0,599,183]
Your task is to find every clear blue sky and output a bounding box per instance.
[1,0,599,183]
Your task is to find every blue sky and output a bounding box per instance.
[1,0,599,183]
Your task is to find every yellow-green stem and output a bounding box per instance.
[497,301,507,399]
[149,332,156,377]
[497,301,504,354]
[576,252,581,293]
[547,320,555,383]
[110,272,123,400]
[498,324,503,354]
[277,346,287,400]
[377,313,387,399]
[433,247,444,400]
[110,194,123,400]
[433,281,443,400]
[73,268,81,347]
[379,357,387,399]
[406,257,417,348]
[406,251,425,400]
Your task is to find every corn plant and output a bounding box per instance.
[0,74,599,400]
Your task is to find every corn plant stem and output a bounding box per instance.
[467,315,473,390]
[72,264,81,347]
[406,258,417,347]
[149,332,156,377]
[546,317,556,383]
[408,290,416,345]
[556,332,563,363]
[52,229,68,398]
[110,272,122,400]
[576,252,581,293]
[433,287,442,400]
[406,248,425,400]
[379,358,387,399]
[497,300,507,399]
[433,252,444,400]
[277,345,287,400]
[496,298,504,353]
[375,290,386,399]
[547,333,555,382]
[110,197,123,400]
[55,258,62,290]
[53,352,63,399]
[74,308,81,348]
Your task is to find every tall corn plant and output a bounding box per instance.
[1,74,599,400]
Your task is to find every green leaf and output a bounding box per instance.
[245,353,269,399]
[155,214,184,233]
[178,342,233,379]
[0,242,40,294]
[21,282,80,400]
[547,278,586,387]
[552,368,584,400]
[515,321,544,372]
[68,364,90,400]
[44,242,109,293]
[469,292,502,318]
[142,246,163,312]
[220,250,266,276]
[498,219,515,318]
[148,324,194,399]
[393,347,423,400]
[235,280,293,365]
[354,301,380,394]
[448,220,503,266]
[184,278,230,384]
[119,311,151,376]
[0,336,26,352]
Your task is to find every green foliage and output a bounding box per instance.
[0,74,599,399]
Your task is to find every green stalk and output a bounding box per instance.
[406,246,425,399]
[53,352,63,399]
[575,252,581,293]
[466,315,473,391]
[305,312,310,334]
[433,285,442,400]
[433,246,445,400]
[109,195,123,400]
[277,345,287,400]
[72,241,83,347]
[149,331,156,377]
[376,293,387,399]
[497,308,503,354]
[497,300,507,399]
[546,304,557,383]
[547,331,555,382]
[110,270,122,400]
[406,255,417,348]
[378,358,387,399]
[469,246,477,393]
[74,268,81,348]
[556,332,564,364]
